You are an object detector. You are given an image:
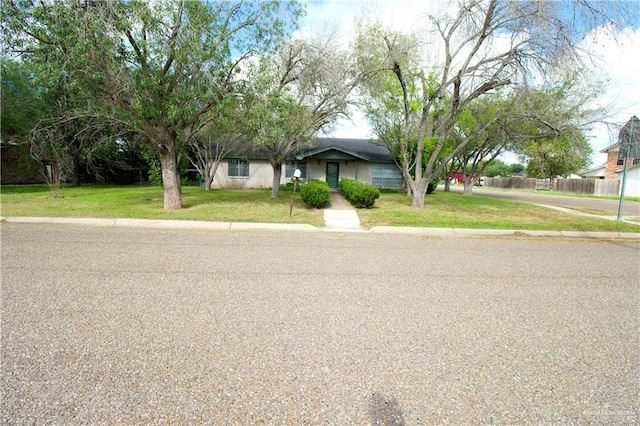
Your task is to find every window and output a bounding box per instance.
[372,164,403,188]
[228,159,249,177]
[617,158,624,166]
[285,161,307,179]
[634,158,640,165]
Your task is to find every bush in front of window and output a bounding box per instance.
[338,179,380,208]
[299,181,331,208]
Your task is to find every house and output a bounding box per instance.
[600,142,637,180]
[578,164,606,179]
[599,116,640,196]
[601,116,639,180]
[211,137,405,190]
[615,163,640,197]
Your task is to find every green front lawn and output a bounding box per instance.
[1,184,638,233]
[358,191,640,232]
[0,185,325,226]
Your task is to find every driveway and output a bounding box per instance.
[447,185,640,216]
[2,223,638,424]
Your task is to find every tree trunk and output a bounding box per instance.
[410,179,429,208]
[271,162,282,198]
[71,159,81,186]
[444,178,451,192]
[159,150,182,210]
[462,180,474,194]
[203,175,213,191]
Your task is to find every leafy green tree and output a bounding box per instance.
[508,83,598,186]
[354,0,637,208]
[245,32,359,198]
[484,160,512,178]
[509,163,525,175]
[523,135,591,183]
[0,60,45,143]
[449,95,513,194]
[4,0,303,209]
[1,58,127,193]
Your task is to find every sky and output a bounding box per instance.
[300,0,640,166]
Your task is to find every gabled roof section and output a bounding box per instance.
[600,116,640,153]
[294,138,393,163]
[579,164,606,177]
[600,143,619,153]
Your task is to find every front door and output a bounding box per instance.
[326,162,339,188]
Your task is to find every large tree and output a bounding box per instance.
[522,134,591,184]
[450,98,511,195]
[184,90,250,191]
[509,82,600,185]
[355,0,638,208]
[0,59,45,143]
[1,58,129,193]
[245,31,360,198]
[3,0,303,209]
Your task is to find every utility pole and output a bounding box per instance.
[617,116,638,221]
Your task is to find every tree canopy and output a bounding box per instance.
[244,30,360,197]
[3,0,303,208]
[354,0,638,207]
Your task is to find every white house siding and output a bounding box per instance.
[211,158,400,189]
[617,165,640,197]
[211,160,282,189]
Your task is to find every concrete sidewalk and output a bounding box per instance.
[323,192,363,232]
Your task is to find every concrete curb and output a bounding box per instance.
[1,217,638,239]
[368,225,639,239]
[0,217,318,232]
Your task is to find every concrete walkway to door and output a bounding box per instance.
[323,191,363,231]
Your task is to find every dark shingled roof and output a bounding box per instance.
[224,137,394,163]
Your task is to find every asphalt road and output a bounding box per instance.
[448,185,640,216]
[2,223,639,424]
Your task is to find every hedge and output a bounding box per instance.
[338,179,380,208]
[299,180,331,208]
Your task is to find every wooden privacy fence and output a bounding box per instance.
[593,179,620,196]
[553,178,620,196]
[483,177,620,196]
[553,178,594,194]
[483,177,536,190]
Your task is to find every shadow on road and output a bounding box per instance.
[369,392,406,426]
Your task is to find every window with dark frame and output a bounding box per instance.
[285,161,307,179]
[228,159,249,177]
[372,164,404,188]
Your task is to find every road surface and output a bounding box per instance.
[2,223,639,424]
[448,185,640,216]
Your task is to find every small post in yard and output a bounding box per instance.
[289,169,302,216]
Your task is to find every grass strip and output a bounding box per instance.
[1,184,638,233]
